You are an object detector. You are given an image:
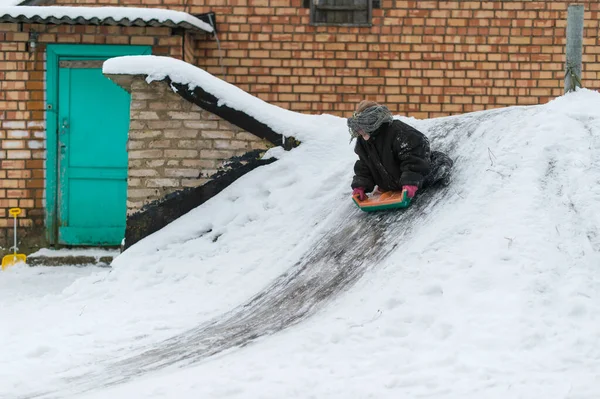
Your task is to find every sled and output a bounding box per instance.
[352,189,411,212]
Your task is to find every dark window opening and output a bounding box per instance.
[304,0,378,27]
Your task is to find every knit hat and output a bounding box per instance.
[347,101,393,139]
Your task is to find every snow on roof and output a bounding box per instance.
[103,55,342,144]
[0,0,23,6]
[0,5,214,33]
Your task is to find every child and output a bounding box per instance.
[348,100,452,201]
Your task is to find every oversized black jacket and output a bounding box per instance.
[351,119,431,193]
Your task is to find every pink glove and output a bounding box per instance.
[352,187,367,201]
[402,185,418,198]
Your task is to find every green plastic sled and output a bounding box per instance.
[352,189,411,212]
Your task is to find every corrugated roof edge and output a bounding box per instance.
[0,13,206,32]
[0,5,214,33]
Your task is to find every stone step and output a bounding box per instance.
[25,248,120,267]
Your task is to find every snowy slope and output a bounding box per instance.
[82,91,600,399]
[83,91,600,399]
[1,57,600,398]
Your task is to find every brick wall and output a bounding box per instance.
[191,0,600,117]
[57,0,600,117]
[0,23,188,251]
[106,75,270,214]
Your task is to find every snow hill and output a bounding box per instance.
[1,57,599,398]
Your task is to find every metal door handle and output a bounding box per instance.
[60,118,69,135]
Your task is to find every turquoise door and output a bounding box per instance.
[58,64,129,245]
[47,45,151,246]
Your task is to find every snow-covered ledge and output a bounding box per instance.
[103,56,311,249]
[105,74,271,213]
[103,56,302,151]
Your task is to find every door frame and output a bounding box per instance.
[45,44,151,245]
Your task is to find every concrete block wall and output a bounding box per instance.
[108,76,270,214]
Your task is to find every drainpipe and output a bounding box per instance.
[565,4,584,93]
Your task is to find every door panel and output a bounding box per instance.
[57,64,130,246]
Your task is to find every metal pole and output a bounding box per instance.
[565,4,584,93]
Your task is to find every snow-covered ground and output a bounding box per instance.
[2,56,600,398]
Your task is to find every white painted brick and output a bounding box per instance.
[129,149,163,159]
[167,111,200,120]
[183,120,219,129]
[181,178,209,187]
[236,132,261,141]
[147,121,182,129]
[165,168,200,178]
[149,140,171,148]
[145,160,165,167]
[7,150,30,159]
[27,121,45,128]
[201,130,235,140]
[129,169,159,177]
[213,140,231,149]
[127,201,144,213]
[127,141,146,150]
[183,159,216,168]
[132,91,158,100]
[146,178,180,188]
[7,130,28,138]
[128,179,142,188]
[164,149,198,158]
[164,130,198,139]
[149,101,182,111]
[200,111,220,120]
[218,120,243,131]
[130,121,146,130]
[128,188,158,198]
[200,149,234,159]
[27,140,44,149]
[251,142,269,150]
[2,140,24,149]
[129,130,162,139]
[131,100,147,110]
[2,121,26,129]
[131,111,159,120]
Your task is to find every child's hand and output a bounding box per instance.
[352,187,367,201]
[402,185,418,198]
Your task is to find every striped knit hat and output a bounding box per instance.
[347,101,393,139]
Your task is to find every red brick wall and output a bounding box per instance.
[50,0,600,117]
[190,0,600,116]
[0,23,186,251]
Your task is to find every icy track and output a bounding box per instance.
[2,89,600,399]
